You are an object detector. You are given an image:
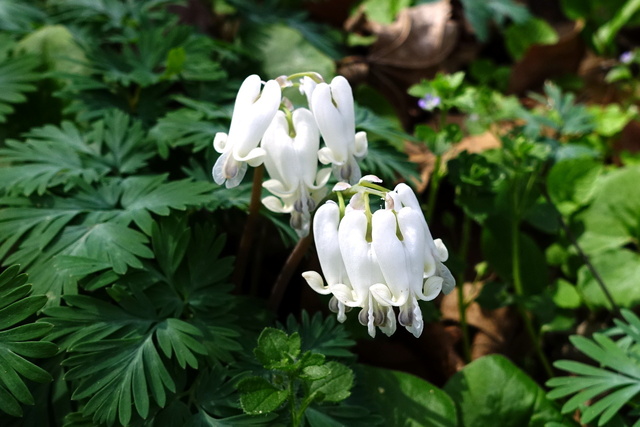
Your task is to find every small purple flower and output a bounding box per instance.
[418,94,441,111]
[620,51,633,64]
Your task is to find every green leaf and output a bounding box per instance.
[459,0,530,42]
[356,365,456,427]
[155,318,207,369]
[504,18,558,60]
[547,314,640,426]
[0,0,44,33]
[481,216,548,295]
[284,311,356,359]
[594,0,640,54]
[308,361,354,403]
[445,355,570,426]
[577,166,640,255]
[238,376,288,415]
[0,52,38,123]
[16,24,86,73]
[0,266,57,418]
[120,175,215,234]
[547,157,602,216]
[65,335,176,426]
[577,249,640,310]
[589,104,638,137]
[550,279,582,309]
[254,328,301,370]
[257,24,335,79]
[305,405,383,427]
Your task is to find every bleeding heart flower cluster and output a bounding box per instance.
[212,73,368,237]
[302,177,455,338]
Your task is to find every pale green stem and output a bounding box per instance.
[511,217,554,378]
[426,155,441,222]
[457,214,472,363]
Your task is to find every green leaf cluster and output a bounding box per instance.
[238,328,357,425]
[548,309,640,426]
[0,266,58,417]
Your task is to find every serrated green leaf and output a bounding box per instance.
[238,376,288,415]
[301,365,330,381]
[308,361,353,403]
[254,328,301,369]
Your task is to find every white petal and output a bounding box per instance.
[354,131,368,158]
[371,209,410,306]
[330,76,356,138]
[398,297,424,338]
[397,208,431,298]
[313,201,350,289]
[302,271,332,295]
[230,78,281,160]
[213,132,228,153]
[433,238,449,262]
[311,83,349,162]
[422,276,443,301]
[437,261,456,295]
[261,195,288,213]
[292,108,321,186]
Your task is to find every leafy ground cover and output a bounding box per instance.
[1,0,640,426]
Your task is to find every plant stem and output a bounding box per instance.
[289,377,298,427]
[542,192,620,315]
[426,155,441,222]
[457,214,472,363]
[232,165,264,292]
[268,233,313,312]
[511,218,554,378]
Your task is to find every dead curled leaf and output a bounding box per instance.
[340,1,461,127]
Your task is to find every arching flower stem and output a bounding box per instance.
[232,165,264,291]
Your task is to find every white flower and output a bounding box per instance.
[303,182,455,338]
[388,183,455,295]
[261,108,331,237]
[212,74,282,188]
[310,76,367,184]
[302,201,352,323]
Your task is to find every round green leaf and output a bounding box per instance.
[356,365,456,427]
[443,355,572,426]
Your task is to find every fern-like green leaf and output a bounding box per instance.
[0,266,58,417]
[547,309,640,426]
[284,311,355,359]
[0,110,156,196]
[0,1,45,33]
[0,53,39,123]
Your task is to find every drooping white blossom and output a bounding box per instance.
[310,76,367,184]
[212,74,282,188]
[261,108,331,237]
[302,180,455,338]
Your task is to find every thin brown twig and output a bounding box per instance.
[268,233,313,312]
[232,165,264,292]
